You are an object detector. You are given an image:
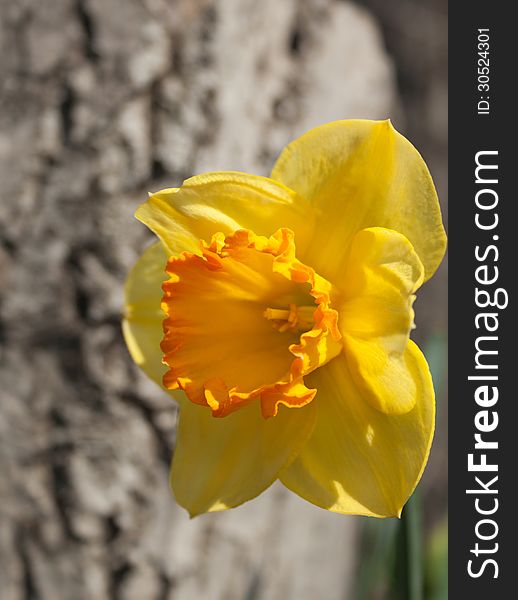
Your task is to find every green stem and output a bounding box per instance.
[393,492,423,600]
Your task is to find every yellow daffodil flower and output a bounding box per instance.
[122,120,446,518]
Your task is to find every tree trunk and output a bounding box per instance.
[0,1,396,598]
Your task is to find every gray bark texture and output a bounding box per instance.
[0,1,416,599]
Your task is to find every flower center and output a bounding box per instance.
[264,305,315,333]
[161,228,343,418]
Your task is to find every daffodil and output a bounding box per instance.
[123,120,446,518]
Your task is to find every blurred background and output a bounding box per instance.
[0,0,447,598]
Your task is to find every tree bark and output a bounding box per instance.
[0,1,396,598]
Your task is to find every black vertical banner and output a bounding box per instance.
[449,3,516,597]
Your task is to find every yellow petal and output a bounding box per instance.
[122,242,168,386]
[340,227,424,414]
[136,172,316,257]
[280,342,434,517]
[171,399,317,516]
[271,120,446,283]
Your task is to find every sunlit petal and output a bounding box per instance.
[340,227,424,414]
[172,399,316,516]
[122,242,169,387]
[137,172,316,257]
[271,120,446,284]
[280,343,434,517]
